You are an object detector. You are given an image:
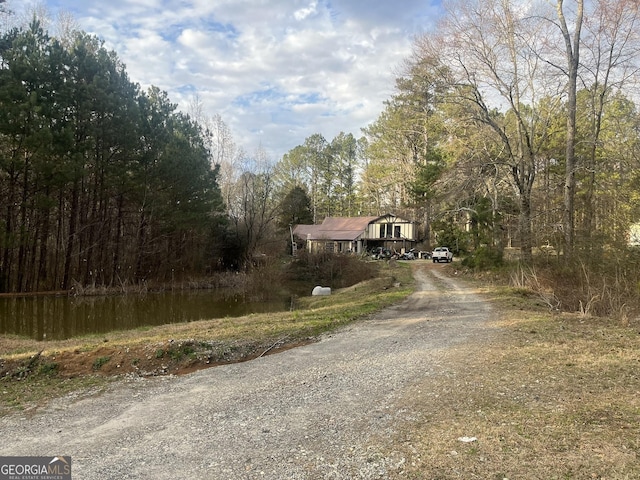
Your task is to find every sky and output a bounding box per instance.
[21,0,443,160]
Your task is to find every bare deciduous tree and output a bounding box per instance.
[417,0,557,260]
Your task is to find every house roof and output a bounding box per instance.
[293,216,380,241]
[290,224,317,238]
[320,216,379,231]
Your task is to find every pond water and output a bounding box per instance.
[0,290,299,341]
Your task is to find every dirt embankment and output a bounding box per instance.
[1,335,312,380]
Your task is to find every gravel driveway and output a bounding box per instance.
[0,264,493,479]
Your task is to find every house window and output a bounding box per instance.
[394,225,401,238]
[380,224,393,238]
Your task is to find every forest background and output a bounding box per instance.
[0,0,639,319]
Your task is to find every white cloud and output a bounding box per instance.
[30,0,442,159]
[294,1,318,21]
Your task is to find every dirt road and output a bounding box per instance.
[0,263,493,479]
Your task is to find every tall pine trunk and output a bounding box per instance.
[63,179,80,290]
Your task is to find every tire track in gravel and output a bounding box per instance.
[0,263,494,479]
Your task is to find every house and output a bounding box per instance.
[293,214,417,255]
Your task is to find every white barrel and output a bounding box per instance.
[312,286,332,296]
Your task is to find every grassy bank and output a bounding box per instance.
[0,262,414,416]
[391,282,640,479]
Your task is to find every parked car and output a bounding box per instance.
[432,246,453,263]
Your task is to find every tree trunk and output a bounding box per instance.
[111,193,124,286]
[63,179,80,290]
[1,163,18,292]
[17,152,31,291]
[37,188,51,291]
[135,208,147,282]
[557,0,584,259]
[519,192,533,263]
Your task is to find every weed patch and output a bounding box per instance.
[37,362,59,376]
[92,356,110,371]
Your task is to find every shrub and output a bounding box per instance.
[461,246,503,270]
[285,251,378,288]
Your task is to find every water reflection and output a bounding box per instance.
[0,290,296,341]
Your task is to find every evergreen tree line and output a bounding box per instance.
[0,21,225,293]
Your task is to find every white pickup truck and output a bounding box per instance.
[432,247,453,263]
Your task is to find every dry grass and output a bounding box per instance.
[390,287,640,479]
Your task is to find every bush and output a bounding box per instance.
[285,251,378,288]
[461,246,503,270]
